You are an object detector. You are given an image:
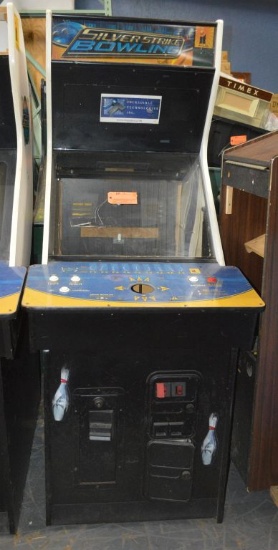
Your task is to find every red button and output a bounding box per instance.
[207,277,217,284]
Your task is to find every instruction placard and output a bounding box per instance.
[100,94,162,124]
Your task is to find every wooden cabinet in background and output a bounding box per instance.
[219,131,278,491]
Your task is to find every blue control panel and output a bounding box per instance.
[23,262,264,309]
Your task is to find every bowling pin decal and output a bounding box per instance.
[201,413,218,465]
[52,367,70,421]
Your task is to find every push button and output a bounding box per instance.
[188,276,198,282]
[207,276,217,284]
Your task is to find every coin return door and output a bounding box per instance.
[145,372,199,502]
[72,389,124,487]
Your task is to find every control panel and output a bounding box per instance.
[0,261,26,316]
[23,261,264,309]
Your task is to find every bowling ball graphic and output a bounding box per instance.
[52,21,83,46]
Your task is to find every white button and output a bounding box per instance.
[71,275,81,282]
[188,276,198,282]
[49,275,59,282]
[59,286,70,294]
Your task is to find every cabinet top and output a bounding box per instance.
[224,131,278,167]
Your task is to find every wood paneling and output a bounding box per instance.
[220,137,278,491]
[219,186,266,293]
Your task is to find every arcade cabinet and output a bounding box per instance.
[0,4,40,534]
[23,13,263,525]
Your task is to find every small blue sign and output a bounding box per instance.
[100,94,162,124]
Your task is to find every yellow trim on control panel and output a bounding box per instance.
[0,292,21,315]
[23,287,264,309]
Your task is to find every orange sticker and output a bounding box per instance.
[108,192,138,205]
[230,135,247,146]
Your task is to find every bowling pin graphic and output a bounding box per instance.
[201,413,218,465]
[52,367,70,421]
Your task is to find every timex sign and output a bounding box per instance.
[219,76,272,101]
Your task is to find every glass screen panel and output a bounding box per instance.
[52,158,212,260]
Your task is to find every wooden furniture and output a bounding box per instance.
[219,130,278,491]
